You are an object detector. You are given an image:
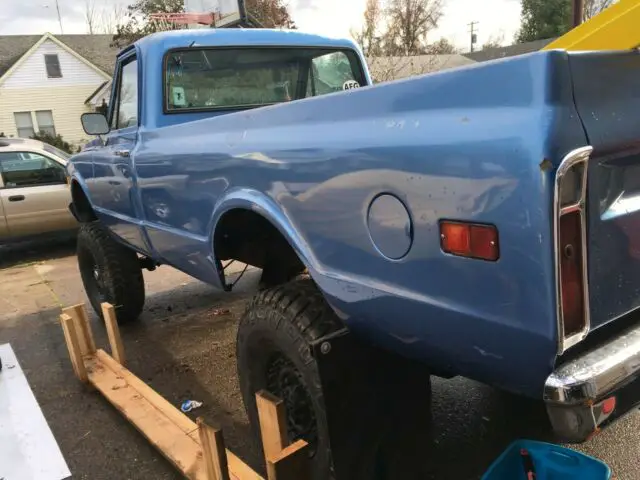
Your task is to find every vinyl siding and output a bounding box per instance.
[0,85,99,147]
[2,39,106,89]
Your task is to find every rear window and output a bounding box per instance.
[164,47,366,112]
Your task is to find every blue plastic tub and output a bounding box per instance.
[481,440,611,480]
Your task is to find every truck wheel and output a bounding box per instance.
[77,222,145,324]
[236,279,342,480]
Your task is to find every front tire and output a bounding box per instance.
[236,279,343,480]
[77,222,145,324]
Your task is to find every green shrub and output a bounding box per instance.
[30,131,74,154]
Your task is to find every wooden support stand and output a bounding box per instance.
[59,302,310,480]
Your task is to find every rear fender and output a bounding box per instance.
[209,188,317,287]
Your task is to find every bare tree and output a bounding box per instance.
[85,1,127,34]
[482,32,505,50]
[351,0,384,56]
[85,0,98,34]
[583,0,616,20]
[383,0,444,55]
[425,37,458,54]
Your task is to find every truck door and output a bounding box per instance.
[91,52,147,250]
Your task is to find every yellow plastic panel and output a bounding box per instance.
[543,0,640,51]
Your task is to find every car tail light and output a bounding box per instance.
[555,147,592,352]
[559,210,586,336]
[440,221,499,261]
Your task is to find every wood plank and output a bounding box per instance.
[62,303,96,355]
[266,440,310,480]
[91,350,263,480]
[255,390,288,459]
[85,354,206,479]
[59,313,88,383]
[197,418,230,480]
[101,303,125,365]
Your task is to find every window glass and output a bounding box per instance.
[35,110,56,136]
[112,57,138,130]
[165,48,365,111]
[42,143,71,160]
[44,54,62,78]
[14,112,34,138]
[0,152,66,188]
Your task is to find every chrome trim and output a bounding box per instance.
[553,146,593,354]
[544,321,640,403]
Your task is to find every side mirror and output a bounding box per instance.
[81,112,110,136]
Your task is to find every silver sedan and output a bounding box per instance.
[0,138,77,242]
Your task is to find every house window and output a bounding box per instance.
[14,112,35,138]
[44,54,62,78]
[35,110,56,136]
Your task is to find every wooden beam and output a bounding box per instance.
[266,440,310,480]
[255,390,288,460]
[91,350,263,480]
[59,313,88,383]
[197,418,230,480]
[101,303,125,365]
[62,303,96,356]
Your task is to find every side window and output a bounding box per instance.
[111,56,138,130]
[308,52,361,97]
[0,152,67,188]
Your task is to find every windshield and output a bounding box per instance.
[164,47,366,112]
[42,143,71,160]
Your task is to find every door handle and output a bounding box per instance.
[114,150,130,158]
[8,195,25,202]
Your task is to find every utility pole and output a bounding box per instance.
[55,0,64,34]
[468,21,478,53]
[573,0,585,27]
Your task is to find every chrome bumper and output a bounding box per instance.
[544,323,640,442]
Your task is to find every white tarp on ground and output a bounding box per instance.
[0,343,71,480]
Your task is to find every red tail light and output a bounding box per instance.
[559,210,586,337]
[440,221,499,261]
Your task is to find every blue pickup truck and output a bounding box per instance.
[69,27,640,478]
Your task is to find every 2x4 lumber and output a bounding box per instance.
[197,418,231,480]
[266,440,310,480]
[101,303,125,365]
[59,313,88,383]
[62,303,96,356]
[92,349,262,480]
[255,390,288,460]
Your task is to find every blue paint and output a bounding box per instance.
[70,28,631,400]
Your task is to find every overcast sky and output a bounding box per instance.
[0,0,522,51]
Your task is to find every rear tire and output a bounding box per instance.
[236,279,343,480]
[77,222,145,324]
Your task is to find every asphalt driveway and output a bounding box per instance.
[0,238,638,479]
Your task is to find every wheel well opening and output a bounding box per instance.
[71,181,97,223]
[214,209,305,286]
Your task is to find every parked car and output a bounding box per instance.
[68,27,640,480]
[0,138,76,243]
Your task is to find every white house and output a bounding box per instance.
[0,33,119,148]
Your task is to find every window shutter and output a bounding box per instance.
[44,54,62,78]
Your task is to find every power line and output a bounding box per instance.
[468,21,479,53]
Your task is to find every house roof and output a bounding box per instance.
[367,54,477,81]
[0,34,119,78]
[462,38,557,63]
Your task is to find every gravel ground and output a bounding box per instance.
[1,238,638,479]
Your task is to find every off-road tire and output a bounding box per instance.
[236,278,343,480]
[77,222,145,324]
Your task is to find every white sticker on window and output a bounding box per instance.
[343,80,360,90]
[172,86,186,106]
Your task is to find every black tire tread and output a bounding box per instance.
[77,222,145,324]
